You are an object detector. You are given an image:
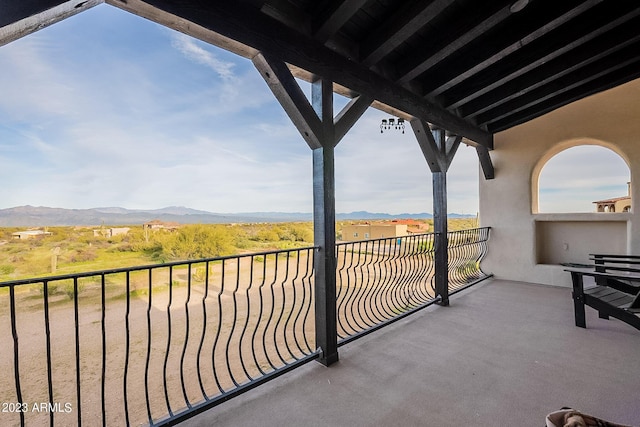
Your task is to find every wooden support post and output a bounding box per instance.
[411,121,461,305]
[312,77,338,365]
[431,128,449,306]
[433,170,449,306]
[253,54,371,366]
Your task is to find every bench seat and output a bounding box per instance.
[566,269,640,331]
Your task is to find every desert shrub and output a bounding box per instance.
[0,264,15,275]
[255,228,280,242]
[63,282,84,300]
[157,224,235,261]
[288,223,313,242]
[69,248,98,263]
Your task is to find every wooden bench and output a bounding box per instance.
[565,254,640,331]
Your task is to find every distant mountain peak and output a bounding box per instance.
[0,206,473,227]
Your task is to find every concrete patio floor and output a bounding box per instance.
[181,279,640,427]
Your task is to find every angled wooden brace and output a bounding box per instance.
[253,52,373,147]
[411,119,461,173]
[476,145,495,179]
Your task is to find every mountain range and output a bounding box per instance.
[0,205,474,227]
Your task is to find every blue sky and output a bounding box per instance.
[0,4,629,214]
[538,145,629,212]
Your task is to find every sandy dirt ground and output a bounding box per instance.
[0,248,437,426]
[0,253,316,427]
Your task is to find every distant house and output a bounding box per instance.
[143,220,180,232]
[390,219,430,234]
[93,227,130,238]
[341,222,408,242]
[12,230,52,240]
[593,182,632,213]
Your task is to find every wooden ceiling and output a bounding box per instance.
[3,0,640,149]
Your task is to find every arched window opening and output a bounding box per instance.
[537,145,630,213]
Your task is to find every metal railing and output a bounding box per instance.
[0,227,490,426]
[447,227,491,295]
[336,227,491,343]
[0,247,317,427]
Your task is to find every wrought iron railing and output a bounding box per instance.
[336,227,491,343]
[447,227,491,295]
[0,228,490,426]
[0,247,317,427]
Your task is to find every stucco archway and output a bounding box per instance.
[530,138,631,214]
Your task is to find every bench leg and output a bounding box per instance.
[571,272,586,328]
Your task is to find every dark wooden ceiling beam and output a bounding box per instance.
[460,25,640,119]
[483,60,640,133]
[447,6,640,113]
[425,0,603,99]
[0,0,101,47]
[478,48,640,127]
[114,0,492,148]
[395,4,513,84]
[313,0,368,44]
[260,0,312,36]
[360,0,454,67]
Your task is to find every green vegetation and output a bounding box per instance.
[0,218,477,282]
[0,222,315,281]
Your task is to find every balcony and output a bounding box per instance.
[2,227,638,426]
[1,229,492,426]
[182,279,640,427]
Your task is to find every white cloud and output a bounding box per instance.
[171,33,236,80]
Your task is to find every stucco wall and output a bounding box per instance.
[479,77,640,287]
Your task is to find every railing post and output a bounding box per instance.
[433,170,449,306]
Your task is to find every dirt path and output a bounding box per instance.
[0,254,316,427]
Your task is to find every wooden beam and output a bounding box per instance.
[486,63,640,133]
[0,0,102,47]
[475,146,494,180]
[424,0,604,98]
[396,4,513,84]
[478,52,640,130]
[448,7,640,113]
[313,0,367,43]
[445,135,462,166]
[333,94,373,146]
[252,53,322,149]
[410,121,452,305]
[249,61,368,365]
[260,0,311,36]
[411,119,463,174]
[411,119,444,173]
[112,0,491,148]
[360,0,453,67]
[459,26,640,119]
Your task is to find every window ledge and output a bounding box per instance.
[533,212,631,221]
